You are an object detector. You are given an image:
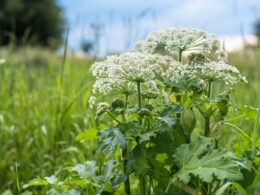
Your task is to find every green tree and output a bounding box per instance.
[0,0,65,48]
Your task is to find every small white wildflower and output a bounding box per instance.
[133,28,224,57]
[163,61,186,82]
[88,96,96,109]
[191,61,246,85]
[91,52,173,95]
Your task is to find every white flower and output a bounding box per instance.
[91,52,173,95]
[88,96,96,109]
[190,61,247,85]
[163,61,186,82]
[133,27,226,60]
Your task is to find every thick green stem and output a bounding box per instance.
[121,108,131,195]
[205,117,210,137]
[178,49,182,62]
[207,81,212,98]
[122,148,131,195]
[137,82,142,110]
[106,111,121,124]
[165,178,173,193]
[137,82,145,195]
[205,81,212,137]
[139,175,146,195]
[253,109,259,150]
[176,50,183,118]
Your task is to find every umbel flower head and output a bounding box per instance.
[91,52,173,95]
[133,27,226,60]
[189,61,247,85]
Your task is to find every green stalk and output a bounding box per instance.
[205,81,212,137]
[137,82,145,195]
[137,82,142,110]
[122,96,131,195]
[176,50,183,119]
[178,50,182,62]
[106,111,121,124]
[122,147,131,195]
[253,109,259,150]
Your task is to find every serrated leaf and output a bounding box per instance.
[138,131,156,143]
[97,128,126,153]
[174,136,213,167]
[173,137,244,184]
[72,160,96,178]
[156,116,176,127]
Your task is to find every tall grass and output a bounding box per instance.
[0,47,95,193]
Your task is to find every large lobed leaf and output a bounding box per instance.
[97,128,126,153]
[173,136,248,184]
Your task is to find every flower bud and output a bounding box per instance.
[96,103,109,118]
[110,99,124,109]
[142,92,158,99]
[180,108,197,135]
[138,108,152,118]
[197,102,217,118]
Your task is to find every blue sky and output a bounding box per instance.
[58,0,260,54]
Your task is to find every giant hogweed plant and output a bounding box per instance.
[25,28,259,195]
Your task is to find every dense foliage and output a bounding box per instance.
[19,28,260,195]
[0,0,64,48]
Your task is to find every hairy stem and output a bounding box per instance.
[205,81,212,137]
[137,82,142,110]
[121,107,131,195]
[106,111,121,124]
[122,148,131,195]
[137,82,145,195]
[176,50,183,119]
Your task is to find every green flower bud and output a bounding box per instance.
[197,102,217,118]
[138,108,152,118]
[142,92,158,99]
[110,99,124,109]
[180,108,197,135]
[96,102,109,118]
[188,53,208,65]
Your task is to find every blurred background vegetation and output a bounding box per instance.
[0,0,260,194]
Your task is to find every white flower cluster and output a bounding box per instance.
[90,27,246,98]
[91,52,173,95]
[133,27,226,60]
[163,61,187,82]
[88,96,96,109]
[190,61,247,85]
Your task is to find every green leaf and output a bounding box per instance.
[46,189,81,195]
[23,178,49,189]
[111,175,127,188]
[138,131,156,143]
[45,175,57,184]
[97,128,126,153]
[76,128,97,142]
[214,182,232,195]
[72,160,96,178]
[173,137,244,184]
[156,116,176,127]
[127,145,149,176]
